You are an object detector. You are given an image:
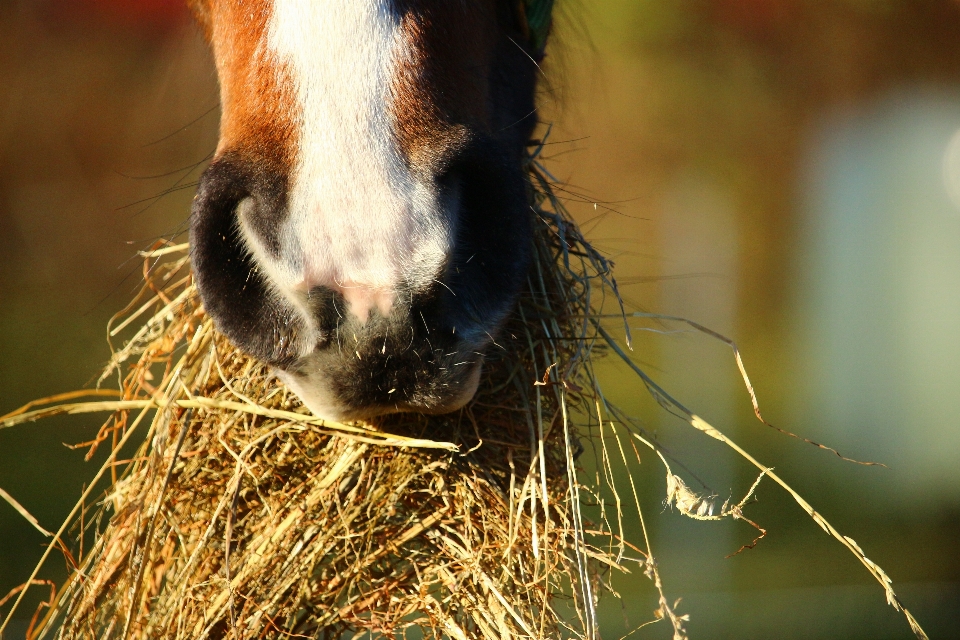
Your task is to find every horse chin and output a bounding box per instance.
[275,357,484,423]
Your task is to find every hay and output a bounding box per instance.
[2,155,639,640]
[0,151,930,640]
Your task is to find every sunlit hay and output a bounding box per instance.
[2,156,640,640]
[0,150,930,640]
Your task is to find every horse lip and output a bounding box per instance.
[276,353,485,422]
[333,357,484,420]
[398,360,483,415]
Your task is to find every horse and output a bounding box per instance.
[186,0,553,421]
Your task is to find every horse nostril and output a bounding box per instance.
[305,286,346,338]
[191,157,306,369]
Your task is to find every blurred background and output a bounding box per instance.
[1,0,959,638]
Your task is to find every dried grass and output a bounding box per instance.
[0,150,929,640]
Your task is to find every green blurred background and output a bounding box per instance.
[1,0,959,638]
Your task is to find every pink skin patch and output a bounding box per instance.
[291,277,396,325]
[331,281,395,324]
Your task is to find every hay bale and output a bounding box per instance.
[21,160,636,640]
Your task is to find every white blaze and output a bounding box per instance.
[249,0,450,324]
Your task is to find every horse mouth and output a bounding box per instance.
[276,352,485,422]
